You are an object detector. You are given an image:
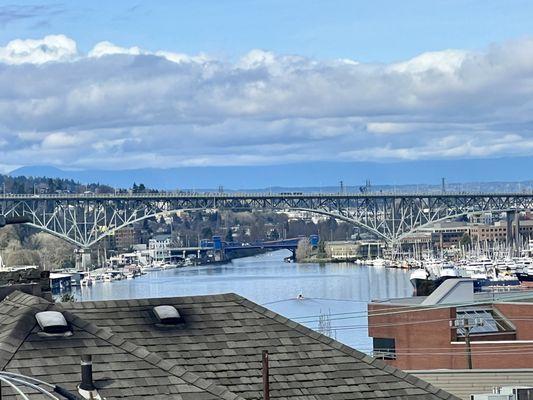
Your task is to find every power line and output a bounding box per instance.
[310,316,533,331]
[290,291,533,323]
[261,296,367,306]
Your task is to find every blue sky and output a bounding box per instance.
[0,1,533,179]
[2,1,533,62]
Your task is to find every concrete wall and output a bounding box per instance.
[411,369,533,400]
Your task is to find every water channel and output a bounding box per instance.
[72,250,412,352]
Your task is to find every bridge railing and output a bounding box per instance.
[0,191,531,200]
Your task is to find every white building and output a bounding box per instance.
[148,234,172,262]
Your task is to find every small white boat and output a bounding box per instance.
[103,273,114,282]
[141,265,163,273]
[161,262,178,270]
[372,258,389,267]
[439,262,461,279]
[80,276,93,287]
[125,272,135,279]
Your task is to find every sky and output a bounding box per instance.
[1,1,533,178]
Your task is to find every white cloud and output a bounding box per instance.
[0,34,77,64]
[41,132,89,149]
[366,122,412,134]
[89,40,208,65]
[388,49,468,75]
[88,41,142,58]
[0,35,532,171]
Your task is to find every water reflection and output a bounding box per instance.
[73,250,412,352]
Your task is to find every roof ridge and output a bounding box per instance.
[63,292,237,309]
[3,290,51,306]
[0,292,51,370]
[232,293,459,400]
[55,304,246,400]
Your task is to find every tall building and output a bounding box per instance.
[114,225,141,250]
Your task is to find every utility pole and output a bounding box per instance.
[450,317,484,369]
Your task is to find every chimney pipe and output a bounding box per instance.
[79,354,95,391]
[262,350,270,400]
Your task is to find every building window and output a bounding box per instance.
[373,337,396,360]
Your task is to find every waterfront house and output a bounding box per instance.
[0,290,458,399]
[148,234,172,262]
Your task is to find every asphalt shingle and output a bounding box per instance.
[0,291,460,400]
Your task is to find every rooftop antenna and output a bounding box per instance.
[441,177,446,194]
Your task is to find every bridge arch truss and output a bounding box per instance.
[1,193,533,248]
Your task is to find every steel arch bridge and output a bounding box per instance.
[1,192,533,248]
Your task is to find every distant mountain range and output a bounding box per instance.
[9,157,533,191]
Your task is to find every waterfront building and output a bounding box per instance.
[148,234,172,262]
[0,290,457,399]
[423,219,533,248]
[368,279,533,397]
[324,240,360,260]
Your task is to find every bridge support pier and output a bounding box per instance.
[506,211,514,251]
[75,248,92,271]
[506,211,521,256]
[515,211,521,255]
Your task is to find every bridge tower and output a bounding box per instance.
[75,248,92,271]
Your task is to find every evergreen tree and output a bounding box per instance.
[225,229,233,242]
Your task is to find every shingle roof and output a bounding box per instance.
[0,292,242,400]
[0,291,459,400]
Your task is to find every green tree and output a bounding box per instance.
[225,229,233,242]
[201,227,213,239]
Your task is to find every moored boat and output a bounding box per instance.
[409,268,437,296]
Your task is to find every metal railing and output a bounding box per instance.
[0,371,82,399]
[0,191,532,200]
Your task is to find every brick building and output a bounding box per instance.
[368,280,533,371]
[427,219,533,248]
[113,225,141,250]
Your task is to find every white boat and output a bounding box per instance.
[161,262,178,270]
[141,264,163,273]
[80,275,93,286]
[438,262,461,279]
[372,258,389,267]
[103,273,114,282]
[409,268,435,296]
[125,272,135,279]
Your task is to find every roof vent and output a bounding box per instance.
[153,305,182,325]
[35,311,71,334]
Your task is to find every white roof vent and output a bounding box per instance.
[35,311,71,334]
[153,305,182,325]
